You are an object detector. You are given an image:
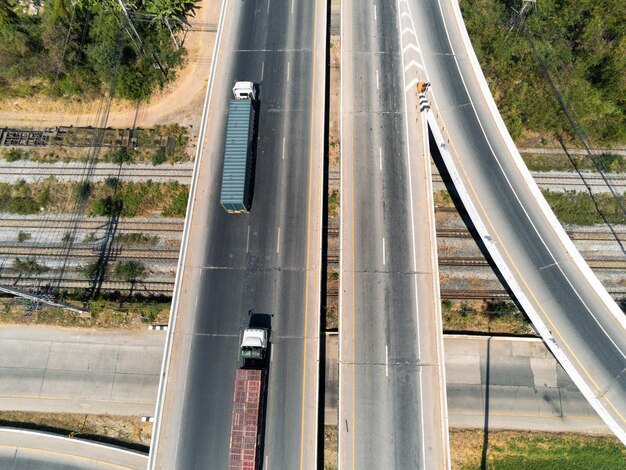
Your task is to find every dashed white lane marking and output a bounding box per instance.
[246,225,251,253]
[291,0,294,14]
[382,237,386,265]
[282,137,286,159]
[267,0,271,14]
[376,69,379,90]
[261,61,265,80]
[374,4,377,22]
[379,147,382,170]
[385,345,389,377]
[277,227,281,253]
[287,61,290,82]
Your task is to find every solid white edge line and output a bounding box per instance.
[148,1,230,466]
[396,0,426,465]
[338,0,345,466]
[310,0,327,468]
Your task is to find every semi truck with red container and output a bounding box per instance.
[228,327,269,470]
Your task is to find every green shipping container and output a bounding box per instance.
[220,99,255,213]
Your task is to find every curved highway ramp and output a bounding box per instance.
[409,0,626,444]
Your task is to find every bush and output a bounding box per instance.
[3,148,29,162]
[91,196,123,217]
[107,148,133,164]
[115,260,145,281]
[13,257,48,274]
[17,231,31,242]
[152,148,167,166]
[75,182,91,202]
[162,188,189,217]
[9,196,38,214]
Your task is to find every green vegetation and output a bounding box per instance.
[523,152,626,173]
[461,0,625,145]
[161,184,189,217]
[12,257,49,275]
[543,190,626,225]
[114,260,145,282]
[442,299,531,335]
[0,178,190,217]
[328,189,339,217]
[17,231,31,242]
[151,147,167,165]
[0,0,197,101]
[450,429,625,469]
[115,232,160,246]
[0,295,171,328]
[3,149,29,162]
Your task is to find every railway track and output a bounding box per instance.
[439,256,626,270]
[0,217,185,233]
[0,244,180,261]
[0,165,193,180]
[432,172,626,190]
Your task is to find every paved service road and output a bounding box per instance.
[150,0,326,468]
[340,0,449,467]
[0,326,161,416]
[445,335,607,434]
[0,429,147,470]
[410,0,626,442]
[0,328,609,437]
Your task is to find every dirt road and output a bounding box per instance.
[0,0,219,130]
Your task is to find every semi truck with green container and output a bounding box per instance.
[220,81,257,213]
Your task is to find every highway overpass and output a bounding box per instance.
[148,0,326,467]
[412,0,626,444]
[339,0,449,467]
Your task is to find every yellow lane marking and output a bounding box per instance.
[299,0,320,466]
[0,444,138,469]
[440,119,625,425]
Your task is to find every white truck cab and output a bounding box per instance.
[240,327,268,360]
[232,81,256,100]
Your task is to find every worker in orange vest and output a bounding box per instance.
[416,81,431,93]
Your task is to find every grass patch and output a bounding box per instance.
[114,233,160,246]
[324,425,338,470]
[543,190,626,225]
[328,189,339,218]
[0,179,190,218]
[442,300,532,335]
[450,429,625,469]
[0,297,170,329]
[0,411,151,449]
[434,190,455,208]
[523,152,626,173]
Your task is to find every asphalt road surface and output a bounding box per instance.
[410,0,626,441]
[340,0,449,467]
[0,429,147,470]
[150,0,325,468]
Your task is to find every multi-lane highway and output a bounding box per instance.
[411,0,626,443]
[149,0,325,468]
[340,0,449,467]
